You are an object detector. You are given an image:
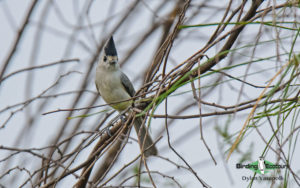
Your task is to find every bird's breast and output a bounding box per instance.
[96,69,132,111]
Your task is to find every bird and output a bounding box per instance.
[95,36,157,157]
[258,157,265,174]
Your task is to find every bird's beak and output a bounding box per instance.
[109,60,117,65]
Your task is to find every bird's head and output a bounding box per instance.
[100,36,119,70]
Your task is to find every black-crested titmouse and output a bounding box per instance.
[95,36,157,156]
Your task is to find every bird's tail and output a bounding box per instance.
[134,116,157,157]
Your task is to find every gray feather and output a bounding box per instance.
[120,72,135,97]
[134,116,158,156]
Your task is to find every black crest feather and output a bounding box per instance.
[104,36,117,56]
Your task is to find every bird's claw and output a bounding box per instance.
[104,127,112,137]
[120,115,126,123]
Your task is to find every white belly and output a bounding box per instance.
[96,69,132,111]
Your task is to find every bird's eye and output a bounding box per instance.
[103,56,107,62]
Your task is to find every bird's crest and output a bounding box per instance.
[104,36,117,56]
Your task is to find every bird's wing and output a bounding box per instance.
[120,72,136,97]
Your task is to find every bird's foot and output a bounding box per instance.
[120,114,127,123]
